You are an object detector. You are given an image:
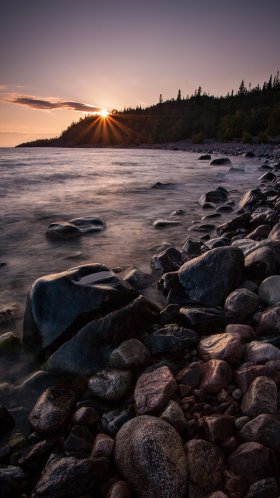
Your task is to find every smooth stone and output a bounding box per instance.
[224,289,260,321]
[176,362,202,389]
[268,223,280,240]
[63,425,93,457]
[241,376,277,417]
[105,480,132,498]
[246,478,280,498]
[202,202,216,209]
[198,154,211,160]
[238,189,264,210]
[248,225,271,240]
[153,219,182,228]
[199,188,228,206]
[72,407,99,428]
[46,216,106,240]
[24,264,137,353]
[217,213,251,235]
[258,275,280,305]
[160,400,187,432]
[185,439,225,494]
[144,324,198,355]
[245,246,280,280]
[204,237,228,249]
[91,433,114,459]
[259,172,276,182]
[225,324,255,341]
[201,414,235,444]
[240,414,280,452]
[122,267,152,290]
[178,306,234,334]
[88,370,132,400]
[245,341,280,363]
[257,307,280,335]
[235,363,280,393]
[216,205,234,213]
[181,239,202,259]
[178,247,244,306]
[151,247,183,273]
[210,157,231,165]
[101,406,133,435]
[198,333,244,365]
[200,359,232,393]
[28,385,77,434]
[235,416,250,430]
[109,339,151,369]
[0,332,20,355]
[250,207,278,227]
[134,366,177,415]
[114,415,187,498]
[228,442,275,484]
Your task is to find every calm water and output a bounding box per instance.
[0,147,263,336]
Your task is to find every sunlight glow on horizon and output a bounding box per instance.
[99,109,109,118]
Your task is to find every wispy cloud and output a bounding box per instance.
[1,91,103,113]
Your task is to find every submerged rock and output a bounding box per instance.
[46,216,106,240]
[153,219,182,228]
[210,157,231,165]
[151,247,183,273]
[199,188,228,206]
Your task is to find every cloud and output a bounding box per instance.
[1,92,102,113]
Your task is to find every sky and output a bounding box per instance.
[0,0,279,146]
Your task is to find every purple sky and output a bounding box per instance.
[1,0,279,146]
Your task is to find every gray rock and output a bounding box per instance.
[240,414,280,452]
[151,247,183,273]
[210,157,231,165]
[88,370,132,400]
[246,478,280,498]
[241,376,277,417]
[145,324,198,355]
[245,341,280,363]
[224,289,260,321]
[199,188,228,206]
[258,275,280,305]
[101,406,133,435]
[46,216,106,240]
[185,439,225,494]
[109,339,151,369]
[114,415,187,498]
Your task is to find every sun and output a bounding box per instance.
[99,109,109,118]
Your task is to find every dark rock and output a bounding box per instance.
[259,172,276,182]
[245,341,280,363]
[0,466,25,498]
[238,189,264,210]
[224,469,248,498]
[171,209,185,216]
[244,152,255,158]
[145,324,198,355]
[268,222,280,240]
[46,217,106,240]
[24,264,137,353]
[0,332,20,355]
[225,323,255,341]
[28,385,77,434]
[178,247,244,306]
[88,370,132,400]
[101,406,133,435]
[250,207,278,227]
[201,414,235,444]
[72,406,99,428]
[258,275,280,305]
[151,247,183,273]
[105,480,132,498]
[199,188,228,206]
[257,306,280,335]
[205,237,228,249]
[0,405,14,436]
[134,366,177,415]
[245,478,280,498]
[210,157,231,165]
[63,425,93,457]
[202,202,217,209]
[115,415,187,498]
[198,332,244,365]
[176,362,202,389]
[198,154,211,160]
[241,376,277,417]
[217,213,251,235]
[47,296,159,376]
[185,439,225,494]
[181,239,202,259]
[245,246,280,280]
[224,288,260,320]
[216,205,234,213]
[239,414,280,452]
[160,400,187,432]
[151,182,176,189]
[200,359,232,393]
[228,442,275,484]
[18,438,56,472]
[109,339,151,368]
[0,303,19,326]
[248,225,271,240]
[91,433,114,459]
[178,306,234,334]
[122,267,152,290]
[235,363,280,393]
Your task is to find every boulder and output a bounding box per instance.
[178,306,234,334]
[241,376,277,417]
[122,267,152,290]
[105,480,132,498]
[134,366,177,415]
[257,306,280,335]
[198,154,211,160]
[225,323,255,341]
[200,359,232,393]
[224,289,259,321]
[246,478,280,498]
[268,223,280,240]
[210,157,231,165]
[145,324,198,355]
[114,416,187,498]
[91,433,114,459]
[240,414,280,452]
[0,332,20,355]
[228,442,275,484]
[23,264,137,353]
[160,400,187,432]
[181,239,202,259]
[235,363,280,393]
[248,225,271,240]
[199,188,228,206]
[46,217,106,240]
[47,296,159,376]
[238,189,264,210]
[151,247,183,273]
[258,275,280,305]
[109,339,151,369]
[185,439,225,494]
[217,213,251,235]
[88,370,132,400]
[259,171,276,182]
[245,341,280,363]
[198,332,244,365]
[201,414,235,444]
[245,246,280,280]
[178,247,244,306]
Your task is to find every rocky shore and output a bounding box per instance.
[2,151,280,497]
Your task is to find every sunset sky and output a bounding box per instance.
[1,0,279,146]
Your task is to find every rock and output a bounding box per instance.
[101,406,133,435]
[178,247,244,306]
[91,433,114,459]
[216,205,234,213]
[153,219,182,228]
[198,333,244,365]
[199,188,228,206]
[18,439,56,472]
[248,225,271,240]
[72,406,99,428]
[224,469,248,498]
[0,466,25,498]
[145,324,198,355]
[198,154,211,160]
[151,182,176,189]
[239,414,280,452]
[110,339,151,369]
[250,207,278,227]
[178,306,234,334]
[176,362,202,389]
[160,400,187,431]
[201,414,235,444]
[151,247,183,273]
[114,415,187,498]
[181,239,202,259]
[258,275,280,305]
[224,289,259,320]
[257,306,280,335]
[210,157,231,165]
[122,267,152,290]
[245,246,280,280]
[205,237,228,249]
[202,202,217,209]
[225,324,255,341]
[0,405,14,436]
[105,480,132,498]
[235,416,250,430]
[217,213,251,235]
[31,454,96,497]
[241,376,277,417]
[238,189,264,210]
[246,478,280,498]
[185,439,224,494]
[29,385,77,434]
[244,151,255,158]
[228,442,275,484]
[47,296,159,376]
[235,363,280,393]
[63,425,93,457]
[200,359,232,393]
[259,172,276,182]
[171,209,185,216]
[88,370,132,400]
[0,303,19,326]
[0,332,20,355]
[24,264,137,353]
[245,341,280,363]
[134,366,177,415]
[268,222,280,240]
[46,217,106,240]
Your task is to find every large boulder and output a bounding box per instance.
[178,306,234,334]
[178,247,244,306]
[217,213,251,235]
[114,415,187,498]
[46,296,160,376]
[23,264,137,353]
[245,341,280,363]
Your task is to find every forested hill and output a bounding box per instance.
[18,73,280,147]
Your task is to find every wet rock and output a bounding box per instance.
[201,414,235,444]
[245,341,280,363]
[122,267,152,290]
[257,306,280,335]
[258,275,280,305]
[0,405,14,436]
[29,385,77,434]
[224,469,248,498]
[105,480,132,498]
[202,202,217,209]
[185,439,225,494]
[224,289,259,320]
[134,366,177,415]
[235,416,250,430]
[47,296,159,376]
[151,247,183,273]
[181,239,202,259]
[110,339,151,369]
[241,376,277,417]
[235,363,280,393]
[18,438,56,472]
[198,333,244,365]
[115,415,187,498]
[217,213,251,235]
[238,189,264,210]
[91,433,114,459]
[205,237,228,249]
[72,406,99,428]
[151,182,176,189]
[268,222,280,240]
[225,323,255,341]
[153,219,182,228]
[216,205,234,213]
[250,207,278,227]
[0,332,20,355]
[179,306,234,334]
[0,466,25,498]
[24,264,137,353]
[259,171,276,182]
[248,225,271,240]
[46,217,106,240]
[210,157,231,165]
[178,247,244,306]
[31,454,96,497]
[245,246,280,280]
[239,414,280,452]
[176,362,202,390]
[171,209,185,216]
[246,478,280,498]
[198,154,211,160]
[63,425,93,457]
[88,370,132,400]
[200,359,232,393]
[145,324,198,355]
[160,400,187,432]
[244,151,255,158]
[101,406,133,435]
[228,442,275,484]
[199,188,228,206]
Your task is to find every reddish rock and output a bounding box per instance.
[235,363,280,393]
[222,436,238,454]
[257,306,280,335]
[225,323,255,341]
[241,376,277,417]
[185,439,225,494]
[198,333,244,365]
[245,341,280,363]
[160,400,187,432]
[134,366,177,415]
[224,289,260,321]
[239,414,280,452]
[91,433,114,459]
[200,360,232,393]
[105,480,132,498]
[228,442,275,484]
[246,478,280,498]
[224,469,248,498]
[208,493,228,498]
[201,414,235,444]
[72,406,99,428]
[175,362,202,389]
